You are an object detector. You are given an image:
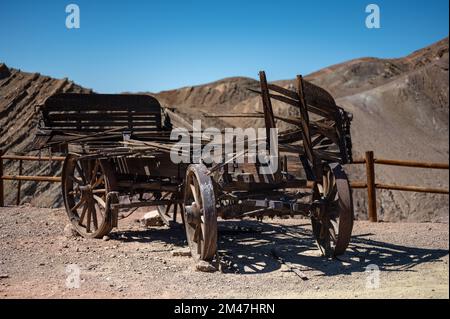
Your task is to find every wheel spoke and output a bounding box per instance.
[323,174,329,196]
[165,202,172,215]
[92,175,104,189]
[193,178,202,207]
[78,203,88,226]
[93,195,106,208]
[317,183,324,196]
[71,197,86,212]
[75,163,86,183]
[328,221,337,243]
[190,183,200,205]
[69,175,84,186]
[92,202,98,231]
[86,202,92,233]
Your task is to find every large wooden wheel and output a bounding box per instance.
[311,163,354,257]
[183,164,217,261]
[62,154,115,238]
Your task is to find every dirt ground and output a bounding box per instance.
[0,205,448,299]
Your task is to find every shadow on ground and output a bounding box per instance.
[111,219,449,277]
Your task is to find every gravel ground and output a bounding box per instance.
[0,205,448,299]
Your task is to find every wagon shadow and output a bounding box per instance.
[110,224,187,247]
[216,220,449,277]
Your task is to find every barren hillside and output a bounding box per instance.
[0,38,448,221]
[0,64,91,207]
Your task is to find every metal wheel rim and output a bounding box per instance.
[311,163,353,256]
[183,164,217,261]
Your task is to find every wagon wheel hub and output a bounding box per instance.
[79,184,93,194]
[185,202,202,224]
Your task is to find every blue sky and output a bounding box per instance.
[0,0,448,93]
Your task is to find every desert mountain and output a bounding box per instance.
[0,37,448,221]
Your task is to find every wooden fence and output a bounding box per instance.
[350,151,449,222]
[0,150,448,222]
[0,149,64,206]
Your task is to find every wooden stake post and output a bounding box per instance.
[365,151,377,222]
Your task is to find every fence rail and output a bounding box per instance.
[0,150,64,206]
[0,150,448,222]
[351,151,449,222]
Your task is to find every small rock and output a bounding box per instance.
[140,210,164,227]
[0,274,9,279]
[102,235,110,241]
[63,224,79,238]
[195,260,217,273]
[172,248,192,257]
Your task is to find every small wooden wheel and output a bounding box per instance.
[183,164,217,261]
[62,154,114,238]
[311,163,354,257]
[157,192,184,227]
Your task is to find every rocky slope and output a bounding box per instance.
[0,64,91,207]
[0,37,448,221]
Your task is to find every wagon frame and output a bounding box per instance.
[33,70,355,263]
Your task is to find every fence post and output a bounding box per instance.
[0,149,4,207]
[16,159,23,206]
[365,151,377,222]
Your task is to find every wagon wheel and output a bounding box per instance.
[183,164,217,261]
[311,163,353,257]
[156,192,184,227]
[62,153,115,238]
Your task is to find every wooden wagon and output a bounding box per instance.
[33,70,354,263]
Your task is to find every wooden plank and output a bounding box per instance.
[1,155,65,161]
[46,120,160,127]
[350,181,367,189]
[42,103,161,112]
[46,113,160,121]
[259,71,277,142]
[375,183,449,194]
[248,88,333,118]
[374,159,449,169]
[1,175,61,182]
[296,75,319,179]
[267,83,298,100]
[258,71,283,182]
[42,127,162,133]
